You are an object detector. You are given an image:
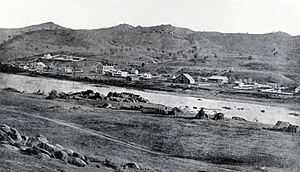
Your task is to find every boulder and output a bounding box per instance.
[63,148,74,156]
[20,135,30,146]
[37,153,51,160]
[73,152,86,161]
[123,162,140,170]
[212,113,225,120]
[10,128,22,143]
[0,130,15,145]
[0,124,11,133]
[55,144,64,150]
[195,108,209,120]
[232,116,247,121]
[36,134,48,144]
[286,125,299,133]
[0,130,14,144]
[68,157,87,167]
[273,121,290,130]
[54,150,68,163]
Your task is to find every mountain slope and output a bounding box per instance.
[0,22,67,44]
[0,22,299,83]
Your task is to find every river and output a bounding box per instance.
[0,73,299,125]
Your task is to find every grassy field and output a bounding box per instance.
[1,90,300,171]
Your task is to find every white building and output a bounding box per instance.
[34,62,46,71]
[143,73,152,79]
[96,64,115,74]
[42,54,52,59]
[64,68,73,74]
[295,86,300,93]
[207,76,228,84]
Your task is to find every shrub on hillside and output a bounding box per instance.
[46,89,58,99]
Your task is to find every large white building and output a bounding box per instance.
[96,64,115,74]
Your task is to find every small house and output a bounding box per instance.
[295,86,300,94]
[173,73,195,84]
[42,54,52,59]
[33,62,46,71]
[64,67,73,74]
[143,73,152,79]
[207,76,228,84]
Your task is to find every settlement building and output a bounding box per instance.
[207,76,228,84]
[173,73,195,84]
[143,73,152,79]
[96,64,115,74]
[295,86,300,93]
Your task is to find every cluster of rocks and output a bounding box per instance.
[46,89,149,103]
[194,108,225,120]
[0,124,88,167]
[266,121,299,133]
[141,106,184,116]
[107,92,149,103]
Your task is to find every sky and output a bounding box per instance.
[0,0,299,35]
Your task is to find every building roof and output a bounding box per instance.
[181,73,195,82]
[208,75,228,80]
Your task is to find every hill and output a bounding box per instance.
[0,22,67,44]
[0,22,299,84]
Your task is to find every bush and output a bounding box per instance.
[46,90,58,99]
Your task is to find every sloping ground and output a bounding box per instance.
[0,22,66,44]
[0,90,300,171]
[224,70,296,85]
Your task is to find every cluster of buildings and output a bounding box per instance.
[41,54,85,62]
[96,63,152,80]
[172,73,300,95]
[173,73,229,85]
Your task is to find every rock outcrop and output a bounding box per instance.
[0,124,88,167]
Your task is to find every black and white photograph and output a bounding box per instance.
[0,0,300,171]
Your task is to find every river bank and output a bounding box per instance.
[1,89,300,171]
[1,72,300,125]
[1,71,299,112]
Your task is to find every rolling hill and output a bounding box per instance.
[0,22,299,84]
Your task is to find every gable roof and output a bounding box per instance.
[182,73,195,82]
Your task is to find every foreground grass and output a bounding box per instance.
[0,90,300,171]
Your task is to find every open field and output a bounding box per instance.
[1,90,300,171]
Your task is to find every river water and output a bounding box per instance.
[0,73,299,125]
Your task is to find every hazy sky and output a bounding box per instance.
[0,0,299,35]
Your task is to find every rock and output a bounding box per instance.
[232,116,247,121]
[0,124,11,133]
[123,162,140,170]
[273,121,290,130]
[195,108,209,120]
[36,153,51,160]
[20,135,30,146]
[0,130,15,144]
[68,157,87,167]
[55,144,64,150]
[63,148,74,156]
[54,150,68,162]
[286,125,299,133]
[36,134,48,144]
[0,143,20,151]
[211,112,225,120]
[73,152,86,161]
[10,127,22,143]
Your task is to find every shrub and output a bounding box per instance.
[46,90,58,99]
